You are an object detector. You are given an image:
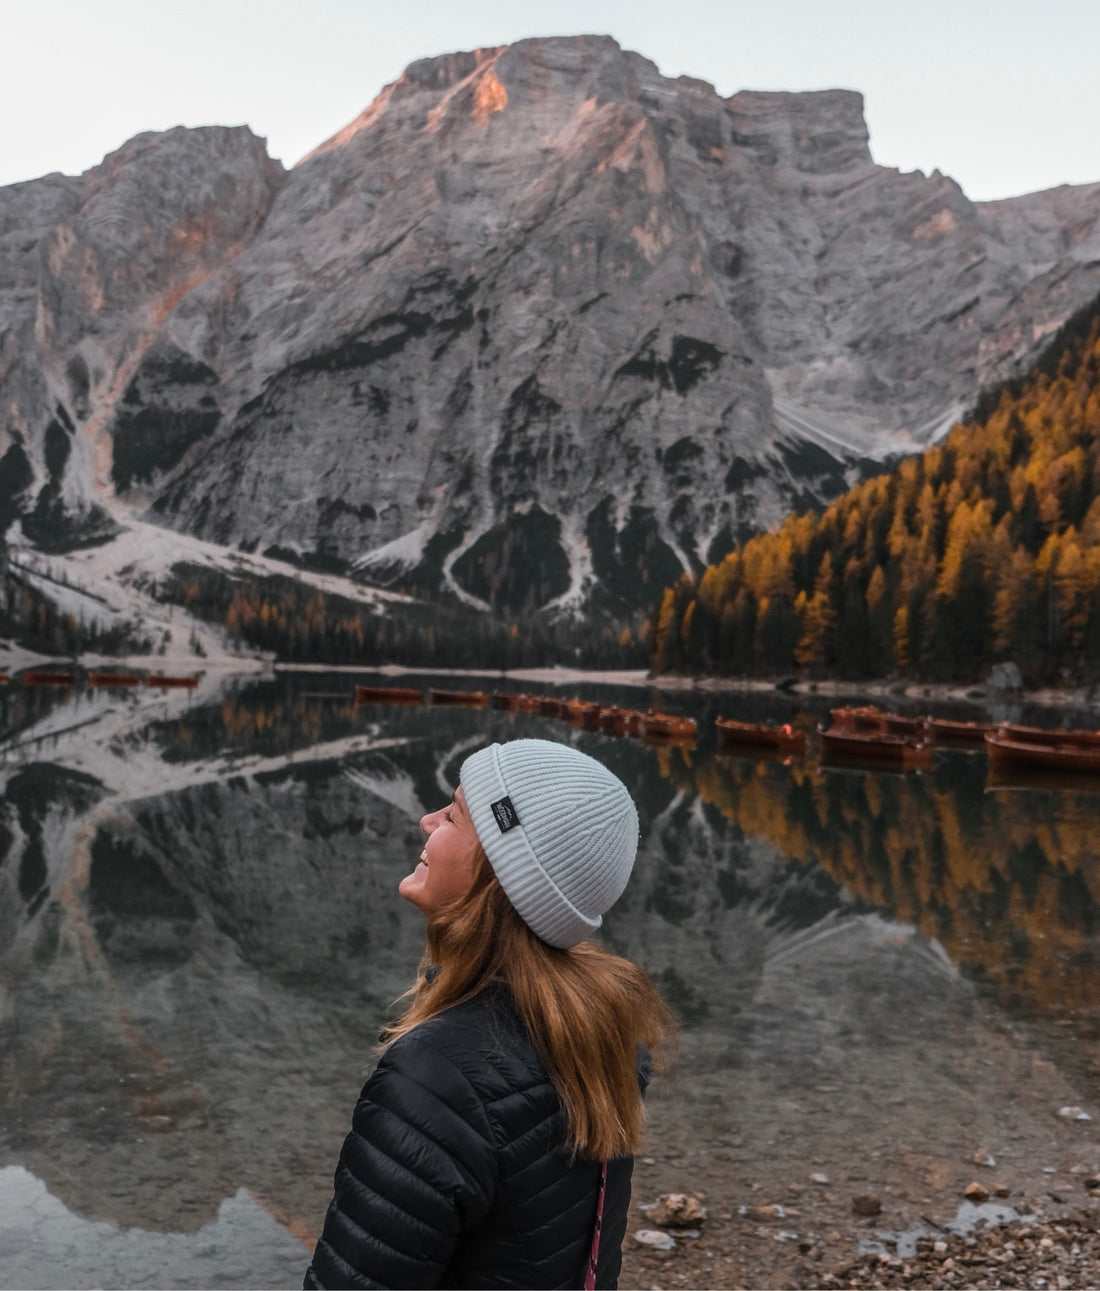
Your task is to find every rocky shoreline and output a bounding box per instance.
[616,995,1100,1291]
[648,670,1100,720]
[621,1173,1100,1290]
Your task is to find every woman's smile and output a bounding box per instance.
[399,785,481,919]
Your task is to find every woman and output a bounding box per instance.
[305,737,674,1290]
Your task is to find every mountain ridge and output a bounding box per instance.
[2,35,1100,623]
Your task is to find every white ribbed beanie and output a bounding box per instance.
[459,738,639,949]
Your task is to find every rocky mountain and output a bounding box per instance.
[0,125,283,547]
[3,35,1100,619]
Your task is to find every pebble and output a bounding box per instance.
[1058,1106,1093,1121]
[851,1194,882,1217]
[964,1181,990,1202]
[634,1229,676,1251]
[972,1149,997,1168]
[810,1171,830,1185]
[745,1204,785,1221]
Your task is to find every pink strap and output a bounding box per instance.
[583,1160,608,1290]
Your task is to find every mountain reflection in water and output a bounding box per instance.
[0,672,1097,1290]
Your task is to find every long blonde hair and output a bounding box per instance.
[384,848,676,1160]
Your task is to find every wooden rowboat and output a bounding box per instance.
[818,724,934,770]
[428,688,490,708]
[995,722,1100,749]
[145,674,200,689]
[22,670,75,686]
[512,693,542,713]
[537,696,567,717]
[927,716,992,745]
[87,671,142,687]
[639,712,698,742]
[491,692,518,709]
[832,705,929,737]
[985,731,1100,775]
[883,713,930,736]
[715,717,806,754]
[354,685,423,705]
[563,699,602,727]
[598,707,644,736]
[830,705,886,731]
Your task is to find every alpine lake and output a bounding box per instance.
[1,670,1097,1289]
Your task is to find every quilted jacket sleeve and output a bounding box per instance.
[305,1028,499,1290]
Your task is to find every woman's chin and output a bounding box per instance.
[399,863,430,910]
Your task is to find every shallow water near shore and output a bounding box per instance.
[1,671,1097,1289]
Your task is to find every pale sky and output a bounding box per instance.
[3,0,1097,202]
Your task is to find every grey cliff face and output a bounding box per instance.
[0,126,284,549]
[3,35,1100,613]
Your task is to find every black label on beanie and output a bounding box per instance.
[490,796,520,833]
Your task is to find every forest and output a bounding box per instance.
[652,293,1100,683]
[154,562,648,672]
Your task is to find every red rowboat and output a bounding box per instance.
[818,724,934,770]
[87,671,142,687]
[144,674,200,689]
[831,705,930,737]
[354,685,423,705]
[927,717,991,745]
[597,707,644,736]
[985,731,1100,775]
[562,699,602,727]
[428,688,490,708]
[22,670,74,686]
[830,705,886,731]
[995,722,1100,749]
[883,713,930,736]
[639,712,698,742]
[715,717,806,754]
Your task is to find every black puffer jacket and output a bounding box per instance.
[305,987,634,1290]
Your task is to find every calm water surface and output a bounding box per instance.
[0,671,1097,1288]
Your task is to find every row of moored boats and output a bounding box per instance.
[809,705,1100,775]
[354,686,699,741]
[356,687,1100,776]
[0,669,200,689]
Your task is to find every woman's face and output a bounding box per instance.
[400,785,482,919]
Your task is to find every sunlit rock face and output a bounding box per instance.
[0,127,284,549]
[3,36,1100,609]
